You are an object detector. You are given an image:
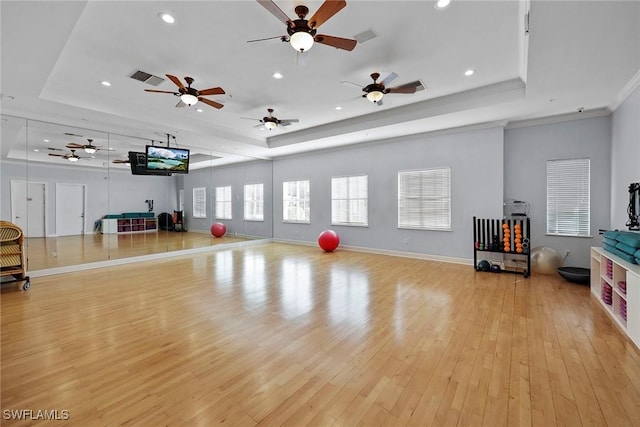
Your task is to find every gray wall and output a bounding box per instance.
[504,115,612,267]
[273,126,505,259]
[611,85,640,230]
[0,161,177,236]
[183,160,273,238]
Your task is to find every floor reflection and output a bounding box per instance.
[242,250,266,308]
[279,257,313,319]
[328,265,370,326]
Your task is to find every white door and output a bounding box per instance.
[11,180,46,237]
[56,183,86,236]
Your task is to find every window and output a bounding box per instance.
[244,183,264,221]
[215,186,232,220]
[331,175,368,226]
[398,167,451,230]
[283,180,310,223]
[193,187,206,219]
[547,158,590,236]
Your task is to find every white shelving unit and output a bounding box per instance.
[102,217,157,234]
[591,247,640,349]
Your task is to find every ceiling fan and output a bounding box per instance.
[250,0,357,52]
[242,108,299,130]
[48,149,89,163]
[145,75,226,109]
[112,158,130,165]
[359,72,423,105]
[66,138,101,154]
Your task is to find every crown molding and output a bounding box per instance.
[609,69,640,112]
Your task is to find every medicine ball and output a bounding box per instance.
[477,260,491,272]
[490,264,502,273]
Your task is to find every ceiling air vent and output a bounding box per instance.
[353,28,378,44]
[130,70,164,86]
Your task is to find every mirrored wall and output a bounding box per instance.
[0,114,273,273]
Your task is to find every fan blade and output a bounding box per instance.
[198,97,224,109]
[145,89,179,94]
[48,153,67,157]
[256,0,291,24]
[247,35,286,43]
[112,159,129,164]
[175,100,186,108]
[198,87,225,96]
[166,74,186,90]
[314,34,357,51]
[381,72,398,87]
[308,0,346,29]
[66,143,84,149]
[278,119,299,124]
[395,79,425,91]
[386,86,417,94]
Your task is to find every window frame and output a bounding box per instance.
[546,158,591,237]
[282,179,311,224]
[192,187,207,219]
[331,174,369,227]
[243,183,264,222]
[397,167,452,231]
[215,185,232,220]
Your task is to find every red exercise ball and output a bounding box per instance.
[318,230,340,252]
[210,222,227,238]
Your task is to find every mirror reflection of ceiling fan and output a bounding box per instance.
[112,158,130,165]
[250,0,357,52]
[48,149,89,163]
[357,72,424,106]
[66,138,101,154]
[145,75,226,109]
[242,108,299,130]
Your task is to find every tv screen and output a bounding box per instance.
[145,145,190,174]
[129,151,172,176]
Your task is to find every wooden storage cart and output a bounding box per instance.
[0,220,31,290]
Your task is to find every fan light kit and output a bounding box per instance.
[68,156,79,162]
[250,0,357,52]
[180,93,198,106]
[366,90,384,103]
[290,30,314,52]
[264,120,278,130]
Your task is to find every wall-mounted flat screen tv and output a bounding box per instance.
[128,151,171,176]
[145,145,190,174]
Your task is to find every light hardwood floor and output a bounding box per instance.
[2,242,640,426]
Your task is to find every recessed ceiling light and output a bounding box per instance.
[335,106,343,110]
[101,81,111,86]
[464,69,475,76]
[435,0,451,9]
[33,149,40,152]
[43,139,49,142]
[195,108,203,113]
[158,13,175,24]
[272,72,284,79]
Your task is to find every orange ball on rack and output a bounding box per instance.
[504,245,511,252]
[516,247,523,253]
[503,237,510,243]
[502,223,509,229]
[514,237,521,244]
[514,224,521,230]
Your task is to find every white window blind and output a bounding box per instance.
[215,186,232,219]
[283,180,310,223]
[193,187,206,219]
[547,158,590,236]
[398,168,451,230]
[244,183,264,221]
[331,175,368,226]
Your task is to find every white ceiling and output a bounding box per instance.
[1,0,639,170]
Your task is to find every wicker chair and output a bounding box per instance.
[0,220,31,290]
